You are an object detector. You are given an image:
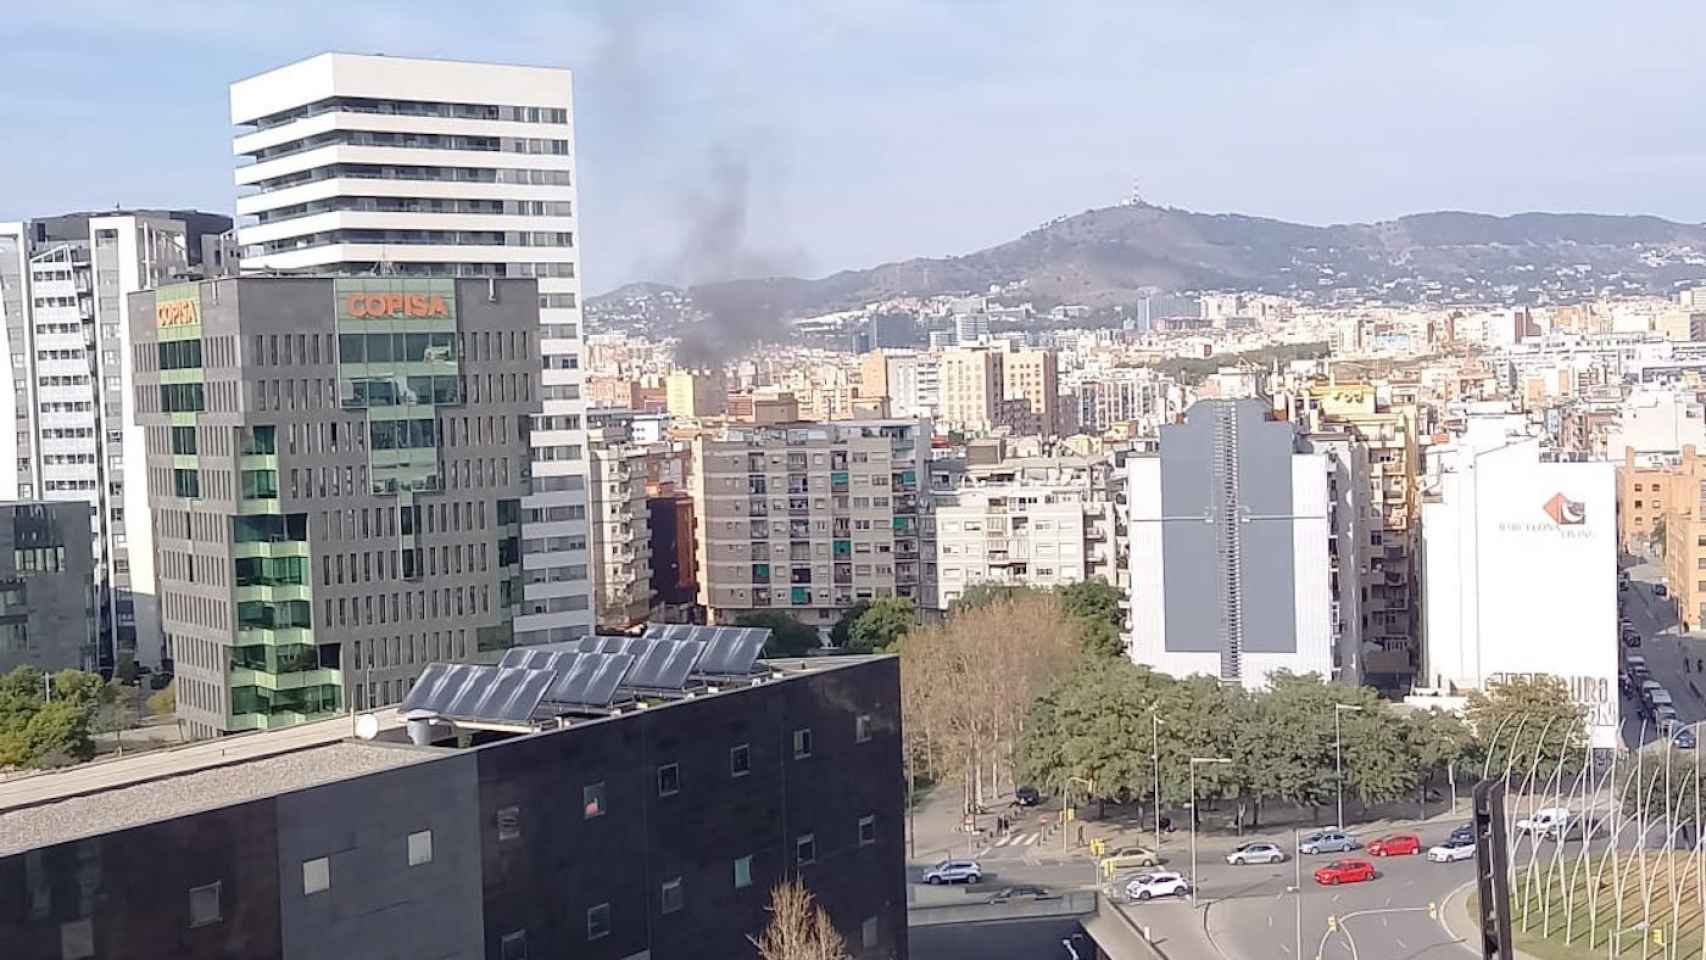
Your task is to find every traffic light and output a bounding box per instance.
[1327,915,1337,932]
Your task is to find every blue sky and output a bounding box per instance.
[6,0,1706,293]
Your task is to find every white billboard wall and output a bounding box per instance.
[1472,447,1618,748]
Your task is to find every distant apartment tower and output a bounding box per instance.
[938,348,1003,432]
[0,501,98,675]
[953,312,989,344]
[1076,368,1172,434]
[933,452,1119,610]
[231,53,592,646]
[1001,349,1059,436]
[0,209,231,675]
[586,420,653,628]
[665,368,728,419]
[692,419,935,627]
[1127,400,1356,687]
[130,277,537,737]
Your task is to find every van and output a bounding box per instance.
[1515,807,1573,839]
[1649,689,1675,709]
[1626,654,1649,678]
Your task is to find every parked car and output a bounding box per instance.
[1100,845,1161,871]
[1366,834,1422,857]
[1515,808,1573,840]
[1225,842,1287,865]
[1427,838,1477,863]
[1627,655,1650,682]
[1656,583,1669,598]
[1447,823,1475,846]
[1621,617,1634,633]
[1676,726,1697,750]
[1298,830,1359,855]
[922,860,983,885]
[1125,872,1190,901]
[1624,631,1642,648]
[1013,785,1041,806]
[986,884,1055,904]
[1313,860,1377,885]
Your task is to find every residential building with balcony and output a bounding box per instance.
[587,424,653,629]
[691,419,935,628]
[0,210,231,675]
[129,276,537,737]
[230,52,592,649]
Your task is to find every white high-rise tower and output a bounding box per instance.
[231,53,593,644]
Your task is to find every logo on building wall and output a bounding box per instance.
[155,283,201,328]
[1542,493,1587,526]
[342,292,450,319]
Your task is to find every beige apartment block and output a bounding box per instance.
[691,419,935,629]
[1002,349,1060,436]
[1660,447,1706,631]
[666,368,728,418]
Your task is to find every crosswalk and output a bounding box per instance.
[988,832,1043,848]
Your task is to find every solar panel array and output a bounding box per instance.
[400,624,775,727]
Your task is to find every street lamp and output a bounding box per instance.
[1148,704,1165,850]
[1334,704,1362,828]
[1189,756,1233,906]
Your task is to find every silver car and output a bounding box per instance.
[1226,841,1287,865]
[922,859,983,885]
[1298,831,1358,855]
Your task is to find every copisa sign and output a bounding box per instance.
[155,283,202,328]
[334,280,457,323]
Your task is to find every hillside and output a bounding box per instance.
[591,203,1706,319]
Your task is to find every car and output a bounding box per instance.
[922,860,983,885]
[1314,859,1376,885]
[1427,838,1477,863]
[1366,834,1421,857]
[1676,727,1697,750]
[1624,632,1642,648]
[1447,823,1475,846]
[986,884,1055,904]
[1125,871,1190,901]
[1657,583,1669,598]
[1100,845,1161,871]
[1621,617,1634,632]
[1298,831,1359,855]
[1225,842,1287,865]
[1013,785,1041,806]
[1515,807,1573,840]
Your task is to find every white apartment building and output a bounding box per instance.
[0,210,230,674]
[230,52,592,644]
[587,424,653,629]
[932,454,1119,610]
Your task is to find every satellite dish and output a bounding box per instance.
[354,713,380,740]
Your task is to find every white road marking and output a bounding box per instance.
[1395,938,1406,949]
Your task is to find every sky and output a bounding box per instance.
[6,0,1706,295]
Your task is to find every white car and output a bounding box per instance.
[922,859,983,885]
[1515,807,1573,840]
[1226,842,1287,865]
[1427,838,1476,863]
[1125,871,1190,901]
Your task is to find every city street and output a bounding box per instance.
[1621,560,1706,747]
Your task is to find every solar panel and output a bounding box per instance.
[694,626,769,676]
[582,635,641,655]
[644,623,698,640]
[401,664,554,725]
[498,640,582,670]
[627,639,706,690]
[543,651,636,708]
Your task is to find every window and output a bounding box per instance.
[796,833,816,865]
[302,857,330,895]
[584,781,605,818]
[408,830,434,866]
[859,815,876,846]
[189,881,222,927]
[856,714,872,743]
[60,918,94,960]
[862,916,879,950]
[587,903,611,940]
[730,743,751,777]
[500,931,527,960]
[497,805,521,841]
[734,855,753,889]
[661,877,684,914]
[658,762,680,796]
[793,728,813,759]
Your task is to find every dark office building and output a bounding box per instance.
[0,648,906,960]
[0,500,98,674]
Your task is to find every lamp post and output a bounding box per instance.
[1189,756,1233,906]
[1149,704,1165,850]
[1334,704,1362,828]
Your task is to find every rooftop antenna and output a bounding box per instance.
[1122,178,1144,207]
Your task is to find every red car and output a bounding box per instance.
[1314,859,1376,885]
[1366,834,1421,857]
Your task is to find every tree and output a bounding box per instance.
[750,879,851,960]
[21,699,95,768]
[1400,708,1475,815]
[1464,675,1587,785]
[1057,579,1122,630]
[950,583,1039,613]
[737,613,822,658]
[847,597,916,654]
[1020,657,1174,815]
[147,681,177,718]
[829,602,869,648]
[0,665,127,769]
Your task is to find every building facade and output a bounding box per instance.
[1127,400,1348,687]
[230,52,592,648]
[0,210,231,675]
[0,654,908,960]
[1618,447,1678,556]
[0,501,98,674]
[692,420,935,628]
[587,424,653,629]
[129,277,537,737]
[1000,349,1060,437]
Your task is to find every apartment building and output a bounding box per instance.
[0,501,98,674]
[938,348,1002,432]
[932,452,1119,610]
[665,368,728,418]
[1128,399,1353,688]
[129,277,537,737]
[691,419,935,627]
[0,210,231,675]
[587,422,653,628]
[1618,448,1678,555]
[1074,367,1179,435]
[230,52,592,647]
[1001,349,1060,437]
